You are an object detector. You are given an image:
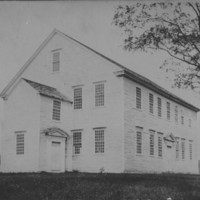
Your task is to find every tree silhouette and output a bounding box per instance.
[113,2,200,90]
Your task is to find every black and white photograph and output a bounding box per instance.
[0,1,200,199]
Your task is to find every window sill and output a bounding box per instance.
[72,154,81,157]
[136,153,143,157]
[52,120,62,124]
[94,105,106,109]
[133,107,142,112]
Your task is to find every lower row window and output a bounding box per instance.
[72,128,105,155]
[16,131,25,155]
[95,129,105,153]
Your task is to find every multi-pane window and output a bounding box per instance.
[176,138,179,160]
[189,141,193,160]
[95,83,104,107]
[181,113,184,125]
[136,87,142,109]
[158,133,163,157]
[73,132,82,154]
[175,106,178,123]
[52,51,60,72]
[149,93,154,114]
[95,129,104,153]
[157,97,162,117]
[136,129,142,154]
[166,102,170,120]
[149,132,155,156]
[181,139,185,160]
[16,132,25,155]
[52,100,61,121]
[74,88,82,109]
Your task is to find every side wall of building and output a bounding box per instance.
[1,81,40,172]
[124,77,198,173]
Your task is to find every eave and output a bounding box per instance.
[115,69,200,112]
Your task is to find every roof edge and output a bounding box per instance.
[0,29,58,98]
[116,70,200,112]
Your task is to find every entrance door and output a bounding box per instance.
[51,141,61,172]
[166,145,174,172]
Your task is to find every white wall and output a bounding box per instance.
[9,33,125,173]
[1,80,40,172]
[124,77,199,173]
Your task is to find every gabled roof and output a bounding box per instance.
[41,127,69,138]
[24,79,72,103]
[0,29,199,112]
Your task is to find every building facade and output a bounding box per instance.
[0,29,199,173]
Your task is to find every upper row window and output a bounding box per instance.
[136,88,191,126]
[95,83,104,107]
[73,82,105,110]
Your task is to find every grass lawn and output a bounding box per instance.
[0,172,200,200]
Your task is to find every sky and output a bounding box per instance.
[0,1,200,107]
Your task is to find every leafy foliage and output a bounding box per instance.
[113,2,200,90]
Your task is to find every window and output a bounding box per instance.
[189,119,191,127]
[136,128,143,154]
[181,139,185,160]
[189,141,193,160]
[149,93,154,114]
[74,88,82,109]
[176,138,179,160]
[73,132,82,154]
[95,129,104,153]
[157,97,162,117]
[52,100,61,121]
[95,83,104,107]
[175,106,178,123]
[166,102,170,120]
[181,113,184,125]
[158,133,163,157]
[16,132,25,155]
[149,131,155,156]
[136,87,141,109]
[52,51,60,72]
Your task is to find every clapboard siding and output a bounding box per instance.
[124,77,198,173]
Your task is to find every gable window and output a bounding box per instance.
[74,87,82,109]
[158,133,163,157]
[176,138,179,160]
[95,83,104,107]
[136,127,143,154]
[157,97,162,117]
[52,51,60,72]
[16,131,25,155]
[136,87,141,109]
[95,129,105,153]
[166,102,170,120]
[73,131,82,155]
[52,100,61,121]
[181,139,185,160]
[149,130,155,156]
[189,141,193,160]
[175,106,178,123]
[149,93,154,114]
